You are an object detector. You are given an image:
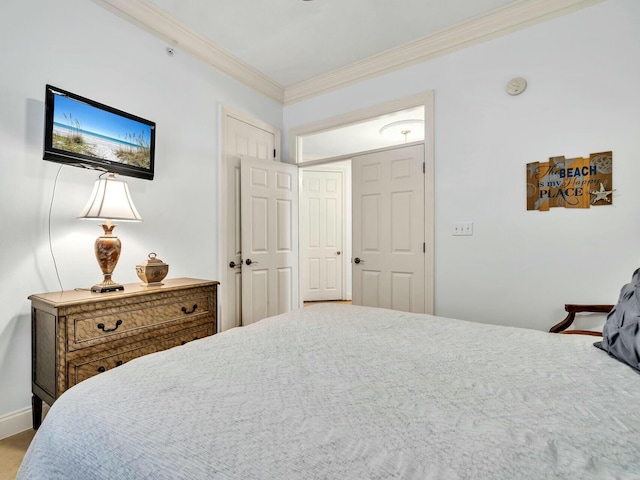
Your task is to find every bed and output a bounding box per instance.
[17,303,640,479]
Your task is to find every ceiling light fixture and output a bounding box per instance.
[379,119,424,143]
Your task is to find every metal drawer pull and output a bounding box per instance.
[181,304,198,315]
[97,319,123,332]
[97,360,122,373]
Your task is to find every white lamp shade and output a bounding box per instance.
[78,174,143,222]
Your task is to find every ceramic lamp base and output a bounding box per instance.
[92,223,123,293]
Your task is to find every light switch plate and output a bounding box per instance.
[452,222,473,236]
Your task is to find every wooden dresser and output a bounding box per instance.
[29,277,218,429]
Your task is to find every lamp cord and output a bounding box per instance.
[48,165,64,292]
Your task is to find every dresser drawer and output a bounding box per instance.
[68,293,212,351]
[68,322,212,387]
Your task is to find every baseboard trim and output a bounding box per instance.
[0,405,48,441]
[0,408,31,441]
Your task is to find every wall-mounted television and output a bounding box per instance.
[43,85,155,180]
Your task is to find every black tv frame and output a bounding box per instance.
[43,85,155,180]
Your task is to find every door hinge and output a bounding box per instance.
[423,162,425,174]
[274,149,277,158]
[423,242,426,253]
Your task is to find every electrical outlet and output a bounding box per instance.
[452,222,473,236]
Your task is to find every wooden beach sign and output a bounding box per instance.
[527,151,613,211]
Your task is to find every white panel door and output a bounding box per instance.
[352,144,425,313]
[222,113,276,331]
[241,157,298,325]
[301,170,344,301]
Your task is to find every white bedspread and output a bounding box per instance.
[18,305,640,479]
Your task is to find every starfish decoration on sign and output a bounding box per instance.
[590,183,615,204]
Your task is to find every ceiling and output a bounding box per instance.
[300,105,426,162]
[143,0,517,87]
[94,0,602,103]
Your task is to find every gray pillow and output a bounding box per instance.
[594,268,640,373]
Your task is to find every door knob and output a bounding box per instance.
[245,258,259,266]
[229,261,242,269]
[354,257,364,264]
[336,251,341,255]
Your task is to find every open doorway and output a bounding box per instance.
[292,92,434,313]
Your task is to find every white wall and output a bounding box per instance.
[0,0,282,423]
[284,0,640,331]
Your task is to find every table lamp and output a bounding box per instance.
[78,173,143,293]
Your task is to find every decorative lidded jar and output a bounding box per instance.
[136,252,169,286]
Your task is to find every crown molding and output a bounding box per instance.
[93,0,603,106]
[283,0,605,104]
[92,0,285,103]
